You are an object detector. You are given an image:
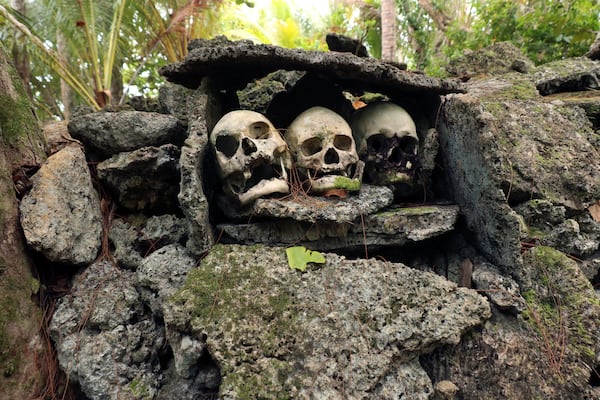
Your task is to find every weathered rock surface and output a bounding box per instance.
[20,144,102,265]
[472,261,525,313]
[97,144,180,212]
[165,244,491,399]
[587,32,600,60]
[50,261,164,400]
[68,111,186,157]
[218,184,394,223]
[109,214,187,270]
[446,42,535,77]
[218,204,459,250]
[424,246,600,400]
[178,79,221,255]
[160,36,465,96]
[136,244,196,317]
[534,57,600,95]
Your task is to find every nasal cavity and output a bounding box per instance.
[324,148,339,164]
[242,137,257,155]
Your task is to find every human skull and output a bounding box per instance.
[210,110,291,205]
[351,102,419,188]
[285,106,363,193]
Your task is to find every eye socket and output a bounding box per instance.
[399,136,418,154]
[366,134,386,152]
[215,135,240,158]
[334,135,353,151]
[247,121,271,139]
[301,137,323,156]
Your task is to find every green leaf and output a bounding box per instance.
[286,246,326,272]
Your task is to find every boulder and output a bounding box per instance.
[49,260,164,400]
[165,244,490,399]
[20,144,102,265]
[97,144,180,213]
[68,110,186,158]
[446,42,535,77]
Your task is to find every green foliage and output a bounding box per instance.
[286,246,325,272]
[447,0,600,65]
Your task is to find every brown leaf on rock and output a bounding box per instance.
[323,189,348,199]
[589,201,600,222]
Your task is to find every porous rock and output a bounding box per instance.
[49,261,164,400]
[97,144,180,212]
[136,244,196,317]
[68,110,186,157]
[164,244,490,399]
[424,246,600,400]
[19,144,102,265]
[534,57,600,95]
[472,262,525,313]
[446,42,535,77]
[159,36,465,96]
[178,79,221,255]
[109,214,187,270]
[218,204,459,250]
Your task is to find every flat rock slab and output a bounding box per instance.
[218,184,394,223]
[165,244,490,399]
[217,204,460,250]
[160,36,465,95]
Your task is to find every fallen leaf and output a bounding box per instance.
[352,100,367,110]
[589,201,600,222]
[323,188,348,199]
[286,246,326,272]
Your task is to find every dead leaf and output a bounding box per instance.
[323,189,348,199]
[352,100,367,110]
[589,201,600,222]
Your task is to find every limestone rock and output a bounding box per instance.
[218,184,394,223]
[136,244,196,317]
[534,57,600,95]
[165,244,490,399]
[158,83,196,126]
[424,246,600,400]
[472,262,525,313]
[97,144,180,213]
[50,261,164,400]
[20,144,102,265]
[159,36,465,96]
[237,70,305,115]
[109,214,187,270]
[68,110,186,157]
[446,42,535,77]
[178,80,221,255]
[218,204,459,250]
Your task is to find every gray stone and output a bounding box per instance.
[237,70,305,115]
[136,244,196,317]
[160,36,465,96]
[219,184,394,223]
[541,219,599,257]
[446,42,535,77]
[534,57,600,95]
[178,79,221,256]
[109,218,144,269]
[109,214,187,270]
[68,110,186,157]
[19,145,102,265]
[218,204,459,250]
[472,262,526,313]
[425,246,600,400]
[158,83,196,125]
[586,32,600,60]
[164,244,490,399]
[432,380,459,400]
[49,261,164,400]
[97,144,180,212]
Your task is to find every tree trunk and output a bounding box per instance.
[0,45,46,399]
[380,0,397,61]
[9,0,31,97]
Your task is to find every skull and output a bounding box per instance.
[285,106,363,193]
[210,110,291,205]
[351,102,419,188]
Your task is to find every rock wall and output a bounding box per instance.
[9,39,600,399]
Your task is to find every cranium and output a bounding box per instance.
[210,110,291,205]
[351,102,419,188]
[285,106,363,193]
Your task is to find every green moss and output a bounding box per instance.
[171,244,306,398]
[333,176,361,191]
[127,378,152,399]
